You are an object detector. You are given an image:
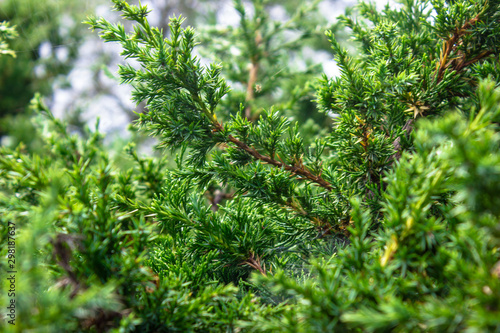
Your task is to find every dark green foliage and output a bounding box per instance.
[1,0,500,331]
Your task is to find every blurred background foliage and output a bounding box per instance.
[0,0,97,148]
[0,0,345,153]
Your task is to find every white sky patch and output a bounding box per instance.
[319,0,357,22]
[269,5,289,22]
[95,4,112,18]
[58,14,76,40]
[83,95,131,140]
[33,64,47,78]
[55,46,69,62]
[217,2,242,27]
[51,89,76,119]
[143,1,161,25]
[39,41,52,59]
[229,45,241,56]
[68,67,94,93]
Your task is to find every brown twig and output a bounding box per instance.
[242,252,267,276]
[456,50,494,72]
[245,62,260,119]
[436,13,488,83]
[245,31,263,120]
[210,118,332,190]
[226,132,333,190]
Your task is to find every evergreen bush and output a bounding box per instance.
[1,0,500,331]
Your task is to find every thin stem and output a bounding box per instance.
[243,252,266,276]
[226,134,333,190]
[244,31,263,120]
[436,12,485,83]
[245,61,259,119]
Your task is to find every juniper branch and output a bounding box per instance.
[391,7,497,162]
[226,133,333,190]
[436,11,491,83]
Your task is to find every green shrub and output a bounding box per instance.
[1,0,499,331]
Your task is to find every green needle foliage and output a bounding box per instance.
[0,21,17,58]
[1,0,500,331]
